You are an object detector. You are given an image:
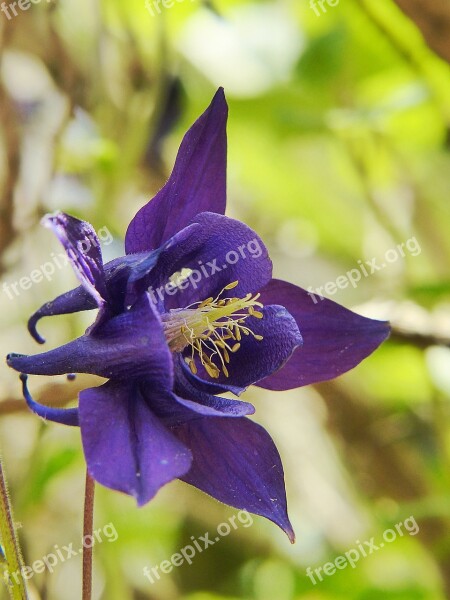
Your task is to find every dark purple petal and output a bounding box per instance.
[173,359,255,416]
[79,380,192,505]
[147,212,272,310]
[28,286,96,344]
[172,417,294,542]
[174,393,255,418]
[134,365,254,429]
[27,252,159,344]
[43,212,108,308]
[125,223,202,309]
[189,305,302,392]
[257,279,390,390]
[175,355,245,397]
[28,228,194,344]
[125,89,228,254]
[8,293,173,384]
[20,374,79,426]
[140,390,254,428]
[138,383,201,428]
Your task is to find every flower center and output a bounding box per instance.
[161,280,264,379]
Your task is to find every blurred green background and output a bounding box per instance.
[1,0,450,598]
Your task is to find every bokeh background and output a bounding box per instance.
[1,0,450,598]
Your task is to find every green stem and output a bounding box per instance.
[82,472,95,600]
[0,454,28,600]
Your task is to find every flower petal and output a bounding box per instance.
[43,212,108,308]
[79,380,192,505]
[137,383,201,428]
[189,305,302,393]
[147,212,272,310]
[124,223,202,309]
[20,374,79,426]
[139,389,253,428]
[8,294,173,384]
[125,89,228,254]
[173,359,255,417]
[27,228,190,344]
[172,417,294,542]
[27,252,160,344]
[28,286,96,344]
[175,354,245,397]
[257,279,390,390]
[135,362,254,429]
[174,394,255,418]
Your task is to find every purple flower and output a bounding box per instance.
[7,89,389,542]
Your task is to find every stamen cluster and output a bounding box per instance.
[161,281,264,378]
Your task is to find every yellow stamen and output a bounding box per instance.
[223,347,230,364]
[198,297,214,309]
[161,281,264,379]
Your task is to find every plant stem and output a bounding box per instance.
[0,454,28,600]
[82,472,95,600]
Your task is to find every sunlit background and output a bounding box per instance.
[1,0,450,598]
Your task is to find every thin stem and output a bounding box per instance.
[82,472,95,600]
[390,327,450,349]
[0,454,28,600]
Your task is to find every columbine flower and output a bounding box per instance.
[6,89,389,541]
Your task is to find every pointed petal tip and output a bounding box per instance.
[40,210,61,228]
[42,211,81,229]
[365,317,391,347]
[211,87,228,118]
[286,525,296,544]
[41,211,80,237]
[135,493,150,508]
[380,319,391,336]
[125,89,229,254]
[213,86,227,105]
[271,511,295,543]
[257,280,392,390]
[41,211,108,308]
[131,478,156,508]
